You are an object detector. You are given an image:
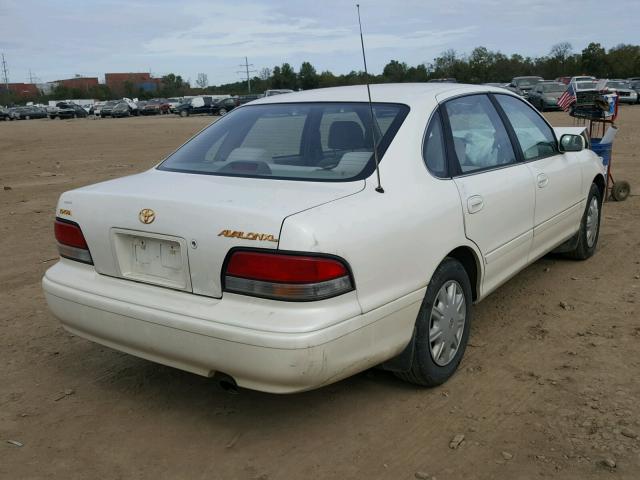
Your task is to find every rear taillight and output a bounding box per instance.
[223,250,353,301]
[54,218,93,264]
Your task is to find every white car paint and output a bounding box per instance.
[42,83,605,393]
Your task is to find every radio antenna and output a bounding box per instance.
[356,4,384,193]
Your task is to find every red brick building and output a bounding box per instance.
[2,83,39,98]
[105,72,162,95]
[54,77,99,92]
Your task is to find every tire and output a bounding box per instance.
[180,110,188,117]
[395,258,472,387]
[218,108,227,116]
[611,181,630,201]
[566,183,602,260]
[73,114,77,119]
[25,115,30,120]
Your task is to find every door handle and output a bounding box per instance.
[467,195,484,214]
[537,173,549,188]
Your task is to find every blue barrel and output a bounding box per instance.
[591,138,612,167]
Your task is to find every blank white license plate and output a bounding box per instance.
[112,230,191,291]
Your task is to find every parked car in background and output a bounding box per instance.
[10,106,48,120]
[174,96,216,116]
[112,101,132,118]
[167,98,182,112]
[44,84,605,393]
[49,102,88,119]
[555,76,571,85]
[508,76,543,98]
[264,89,294,97]
[93,102,105,117]
[140,99,170,115]
[100,100,121,118]
[528,82,567,111]
[210,97,239,116]
[237,94,263,105]
[0,107,10,121]
[629,81,640,103]
[604,80,638,104]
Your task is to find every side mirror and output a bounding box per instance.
[559,134,585,152]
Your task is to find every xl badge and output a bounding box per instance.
[138,208,156,224]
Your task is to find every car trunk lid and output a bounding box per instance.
[57,169,364,298]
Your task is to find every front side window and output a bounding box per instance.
[444,95,516,174]
[423,110,447,177]
[159,102,409,181]
[495,95,557,160]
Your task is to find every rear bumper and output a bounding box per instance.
[43,260,421,393]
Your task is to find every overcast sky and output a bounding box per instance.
[0,0,636,86]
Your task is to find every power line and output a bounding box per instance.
[236,56,257,93]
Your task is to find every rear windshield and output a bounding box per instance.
[159,102,409,182]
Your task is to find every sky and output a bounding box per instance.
[0,0,636,86]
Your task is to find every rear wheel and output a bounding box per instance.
[180,110,188,117]
[566,183,602,260]
[395,258,472,387]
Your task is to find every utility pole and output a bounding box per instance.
[237,57,257,93]
[1,54,9,92]
[28,69,34,84]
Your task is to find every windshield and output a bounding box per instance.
[606,81,628,89]
[515,78,541,87]
[576,81,597,91]
[541,84,566,93]
[159,102,409,182]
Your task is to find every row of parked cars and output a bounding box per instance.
[1,89,296,122]
[492,76,640,111]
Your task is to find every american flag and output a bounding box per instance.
[558,83,577,112]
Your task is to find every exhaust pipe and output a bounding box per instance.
[214,372,239,394]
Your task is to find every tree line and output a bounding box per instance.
[208,42,639,95]
[3,42,639,104]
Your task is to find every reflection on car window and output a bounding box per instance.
[495,95,557,160]
[445,95,516,174]
[423,110,447,177]
[159,102,409,182]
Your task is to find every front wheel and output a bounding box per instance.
[566,183,602,260]
[395,258,472,387]
[180,110,188,117]
[218,108,227,116]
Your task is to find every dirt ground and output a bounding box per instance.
[1,107,639,480]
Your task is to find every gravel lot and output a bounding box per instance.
[1,108,639,479]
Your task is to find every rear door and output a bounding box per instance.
[443,94,535,295]
[493,94,584,261]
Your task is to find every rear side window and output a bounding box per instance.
[444,95,516,174]
[159,102,409,182]
[494,95,557,160]
[423,111,447,177]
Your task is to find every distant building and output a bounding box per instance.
[1,83,39,98]
[53,77,99,92]
[105,72,162,95]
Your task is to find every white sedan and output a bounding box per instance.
[43,84,606,393]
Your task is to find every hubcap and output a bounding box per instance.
[429,280,466,367]
[586,197,599,248]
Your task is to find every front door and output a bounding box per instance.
[493,94,584,261]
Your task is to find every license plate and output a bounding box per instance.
[112,229,191,291]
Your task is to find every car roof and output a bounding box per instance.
[250,83,515,106]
